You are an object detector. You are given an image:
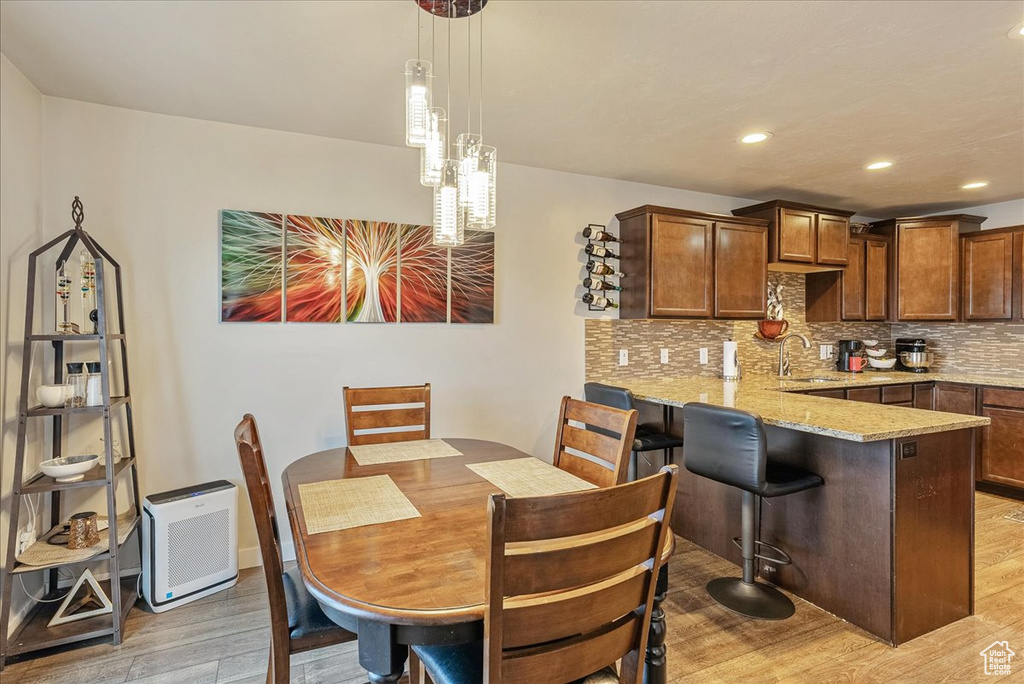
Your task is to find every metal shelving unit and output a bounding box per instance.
[0,198,142,668]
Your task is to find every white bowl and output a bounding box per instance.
[36,384,67,408]
[865,348,888,357]
[40,454,100,482]
[861,339,878,347]
[868,357,897,369]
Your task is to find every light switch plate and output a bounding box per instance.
[618,349,628,366]
[660,348,669,364]
[699,348,709,365]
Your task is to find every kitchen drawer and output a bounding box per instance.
[982,387,1024,410]
[882,385,914,405]
[806,389,846,399]
[847,387,882,404]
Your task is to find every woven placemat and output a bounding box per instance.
[15,507,137,571]
[349,439,462,466]
[466,458,598,498]
[299,475,421,534]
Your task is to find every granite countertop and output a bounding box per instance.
[771,370,1024,392]
[599,373,1000,442]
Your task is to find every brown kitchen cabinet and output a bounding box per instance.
[847,387,882,404]
[871,214,986,321]
[805,235,890,323]
[978,388,1024,500]
[732,199,855,271]
[934,383,978,415]
[616,205,768,320]
[961,225,1024,322]
[913,383,935,410]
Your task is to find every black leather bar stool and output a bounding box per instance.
[682,403,823,620]
[584,382,685,481]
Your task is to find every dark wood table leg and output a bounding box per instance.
[644,562,669,684]
[358,619,407,684]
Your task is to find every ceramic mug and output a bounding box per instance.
[757,319,789,340]
[849,356,868,372]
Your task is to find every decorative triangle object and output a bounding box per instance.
[47,568,113,627]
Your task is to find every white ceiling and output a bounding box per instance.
[2,0,1022,218]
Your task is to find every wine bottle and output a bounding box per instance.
[583,277,622,292]
[582,226,619,242]
[585,244,620,259]
[586,261,624,277]
[582,292,618,309]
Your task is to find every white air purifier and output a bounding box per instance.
[142,480,238,613]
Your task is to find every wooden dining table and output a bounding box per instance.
[282,438,673,684]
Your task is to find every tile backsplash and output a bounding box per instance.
[585,273,1024,380]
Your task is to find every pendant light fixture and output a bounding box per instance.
[406,0,495,245]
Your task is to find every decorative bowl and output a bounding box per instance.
[40,454,100,482]
[850,223,872,234]
[861,339,878,347]
[865,348,887,357]
[36,384,67,408]
[868,357,897,369]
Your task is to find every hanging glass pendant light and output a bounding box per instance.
[433,160,464,247]
[405,59,432,147]
[420,108,447,187]
[455,133,482,207]
[467,144,495,229]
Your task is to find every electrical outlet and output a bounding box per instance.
[699,347,709,365]
[819,344,833,360]
[618,349,628,366]
[660,348,669,364]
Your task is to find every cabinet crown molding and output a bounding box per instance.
[731,199,858,218]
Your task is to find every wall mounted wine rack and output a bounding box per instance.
[581,223,620,311]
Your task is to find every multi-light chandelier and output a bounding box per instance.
[405,0,495,247]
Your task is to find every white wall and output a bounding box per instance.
[927,198,1024,229]
[0,55,45,630]
[32,97,761,563]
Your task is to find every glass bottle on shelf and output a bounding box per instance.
[583,277,622,292]
[65,363,86,408]
[582,226,619,242]
[85,361,103,407]
[585,244,620,259]
[586,261,624,278]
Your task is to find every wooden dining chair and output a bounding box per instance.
[411,465,679,684]
[233,414,357,684]
[343,383,431,446]
[552,396,638,487]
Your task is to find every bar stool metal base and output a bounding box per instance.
[706,577,795,620]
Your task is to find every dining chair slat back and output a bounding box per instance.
[485,466,678,684]
[343,383,431,446]
[234,414,356,684]
[553,396,638,488]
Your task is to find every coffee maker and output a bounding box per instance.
[895,337,932,373]
[836,340,866,373]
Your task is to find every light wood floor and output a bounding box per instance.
[4,493,1022,683]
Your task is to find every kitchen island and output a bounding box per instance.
[596,373,992,645]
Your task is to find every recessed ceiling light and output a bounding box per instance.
[1008,21,1024,38]
[961,181,989,190]
[866,161,893,170]
[740,132,772,144]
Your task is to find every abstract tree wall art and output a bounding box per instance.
[450,230,495,324]
[220,210,284,322]
[399,225,448,323]
[285,215,346,323]
[345,220,399,323]
[220,210,493,324]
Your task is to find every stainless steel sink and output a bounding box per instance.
[784,377,835,383]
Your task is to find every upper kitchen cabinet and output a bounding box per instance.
[805,234,890,322]
[616,206,768,320]
[872,215,985,321]
[731,200,856,271]
[961,226,1024,322]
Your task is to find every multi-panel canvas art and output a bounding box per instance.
[219,210,494,324]
[220,211,284,322]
